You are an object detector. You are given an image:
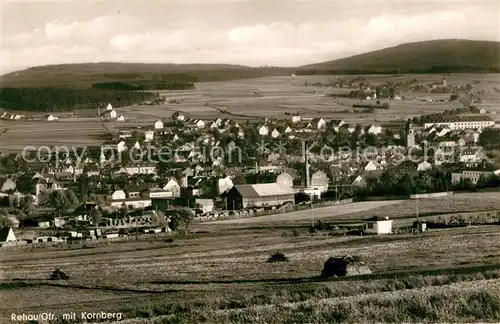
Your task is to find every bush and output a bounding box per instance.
[165,238,174,243]
[321,255,371,278]
[50,268,69,280]
[267,251,289,263]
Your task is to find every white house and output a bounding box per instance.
[310,170,329,192]
[162,178,181,198]
[111,190,127,201]
[364,161,382,172]
[211,118,223,128]
[284,126,293,134]
[175,113,186,122]
[46,114,58,121]
[271,128,281,138]
[145,130,154,142]
[110,110,117,118]
[106,103,113,111]
[436,128,450,137]
[117,141,127,153]
[365,216,393,235]
[292,115,302,123]
[154,119,164,129]
[276,172,294,187]
[367,124,382,135]
[195,119,205,129]
[459,148,485,165]
[311,118,327,130]
[117,115,126,121]
[479,108,487,114]
[352,175,367,188]
[417,161,432,171]
[258,125,269,136]
[218,176,234,195]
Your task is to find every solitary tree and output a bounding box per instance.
[49,190,69,218]
[120,202,129,217]
[89,206,102,228]
[167,208,195,233]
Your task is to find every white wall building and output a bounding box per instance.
[365,216,393,234]
[154,119,164,129]
[424,119,495,131]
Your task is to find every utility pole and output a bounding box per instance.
[335,176,338,201]
[135,215,138,240]
[416,196,420,222]
[453,192,457,217]
[311,199,315,228]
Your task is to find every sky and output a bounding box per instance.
[1,0,499,74]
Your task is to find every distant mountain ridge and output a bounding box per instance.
[297,39,500,74]
[1,39,499,87]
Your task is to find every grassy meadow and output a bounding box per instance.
[1,219,499,323]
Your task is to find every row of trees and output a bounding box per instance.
[479,128,500,150]
[354,168,500,198]
[92,80,195,91]
[411,106,480,125]
[38,189,80,217]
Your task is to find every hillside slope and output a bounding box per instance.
[1,39,499,87]
[0,63,291,87]
[298,39,500,74]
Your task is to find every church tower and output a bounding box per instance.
[407,122,415,148]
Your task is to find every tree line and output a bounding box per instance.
[410,106,481,126]
[0,87,159,112]
[354,168,500,198]
[92,80,195,91]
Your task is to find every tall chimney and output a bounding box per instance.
[304,141,310,188]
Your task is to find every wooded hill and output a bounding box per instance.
[297,39,500,75]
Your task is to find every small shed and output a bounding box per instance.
[365,216,393,235]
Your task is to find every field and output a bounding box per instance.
[0,119,107,153]
[1,193,500,323]
[1,73,499,152]
[204,192,500,227]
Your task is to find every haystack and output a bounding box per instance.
[50,268,69,280]
[320,255,371,278]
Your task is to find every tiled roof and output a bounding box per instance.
[233,183,294,198]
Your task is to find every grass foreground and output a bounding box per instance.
[1,225,499,323]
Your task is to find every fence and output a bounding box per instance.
[196,198,354,222]
[0,231,173,251]
[410,192,454,199]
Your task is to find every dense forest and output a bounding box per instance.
[0,87,159,112]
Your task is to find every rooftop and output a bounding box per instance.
[233,183,295,198]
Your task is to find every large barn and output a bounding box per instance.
[226,183,295,210]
